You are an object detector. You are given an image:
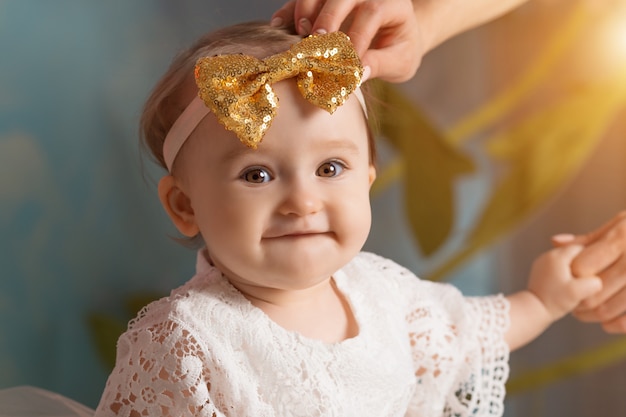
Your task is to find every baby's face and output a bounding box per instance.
[177,79,375,291]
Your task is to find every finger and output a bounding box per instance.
[601,314,626,334]
[575,256,626,310]
[360,40,421,82]
[570,276,603,303]
[551,233,580,246]
[348,3,420,81]
[343,1,385,55]
[271,1,296,27]
[564,213,626,277]
[556,276,602,320]
[294,0,325,35]
[571,238,623,278]
[552,212,626,248]
[583,211,626,244]
[574,286,626,323]
[555,242,585,259]
[361,65,371,82]
[310,0,359,34]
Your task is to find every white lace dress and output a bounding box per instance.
[94,251,509,417]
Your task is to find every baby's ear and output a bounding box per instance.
[368,165,377,186]
[158,175,199,237]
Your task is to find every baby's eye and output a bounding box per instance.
[317,161,345,178]
[242,167,272,183]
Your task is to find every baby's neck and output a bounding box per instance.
[236,278,359,343]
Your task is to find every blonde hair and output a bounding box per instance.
[140,21,376,172]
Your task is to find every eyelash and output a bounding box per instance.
[317,160,346,177]
[241,167,272,183]
[240,160,348,183]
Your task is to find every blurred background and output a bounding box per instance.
[1,1,625,415]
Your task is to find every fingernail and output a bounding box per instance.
[314,28,327,35]
[362,66,371,82]
[298,18,312,35]
[552,233,575,243]
[270,17,283,27]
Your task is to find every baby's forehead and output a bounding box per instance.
[187,116,366,160]
[178,78,370,165]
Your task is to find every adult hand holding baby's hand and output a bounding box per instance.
[552,211,626,333]
[527,245,603,322]
[271,0,423,82]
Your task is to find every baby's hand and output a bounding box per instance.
[528,244,603,322]
[552,211,626,333]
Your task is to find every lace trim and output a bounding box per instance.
[444,295,510,416]
[99,320,219,417]
[96,252,510,417]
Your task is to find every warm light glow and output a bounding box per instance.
[599,13,626,64]
[609,20,626,55]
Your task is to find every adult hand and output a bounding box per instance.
[552,211,626,333]
[271,0,424,83]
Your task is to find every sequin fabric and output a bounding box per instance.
[194,31,363,148]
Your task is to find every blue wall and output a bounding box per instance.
[0,1,284,407]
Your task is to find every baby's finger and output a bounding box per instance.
[572,276,603,302]
[556,242,585,260]
[571,238,623,278]
[553,276,602,320]
[574,257,626,311]
[551,233,582,246]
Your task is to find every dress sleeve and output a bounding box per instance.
[357,253,509,417]
[94,319,225,417]
[444,295,510,416]
[405,281,510,417]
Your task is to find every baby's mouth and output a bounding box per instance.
[263,227,331,239]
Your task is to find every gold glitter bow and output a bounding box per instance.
[194,31,363,148]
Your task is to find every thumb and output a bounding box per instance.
[553,212,626,248]
[551,233,588,247]
[361,46,420,83]
[571,276,603,302]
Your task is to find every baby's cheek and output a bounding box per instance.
[342,199,372,244]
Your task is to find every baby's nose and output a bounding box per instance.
[278,180,323,216]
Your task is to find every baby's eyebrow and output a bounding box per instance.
[321,138,361,154]
[219,145,258,164]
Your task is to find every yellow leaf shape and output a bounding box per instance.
[87,313,126,370]
[87,292,163,371]
[373,81,475,255]
[428,73,626,281]
[448,1,588,144]
[369,3,587,258]
[507,336,626,395]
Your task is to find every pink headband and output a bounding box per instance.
[163,97,210,173]
[163,89,367,172]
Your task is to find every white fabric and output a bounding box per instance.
[94,251,510,417]
[0,386,94,417]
